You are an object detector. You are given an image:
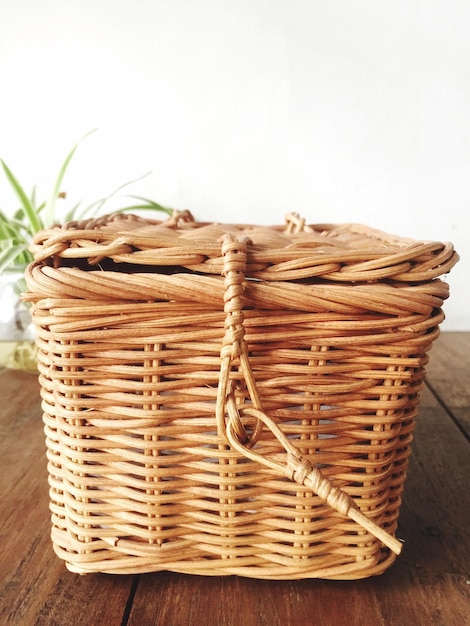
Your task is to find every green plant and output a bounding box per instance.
[0,130,176,370]
[0,130,173,282]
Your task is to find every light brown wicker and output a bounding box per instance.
[24,210,458,579]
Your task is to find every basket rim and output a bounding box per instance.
[28,211,459,284]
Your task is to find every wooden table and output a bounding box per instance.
[1,333,469,626]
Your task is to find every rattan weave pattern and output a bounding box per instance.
[24,211,458,579]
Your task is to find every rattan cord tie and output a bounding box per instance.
[216,233,403,556]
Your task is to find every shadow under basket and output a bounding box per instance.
[24,210,458,579]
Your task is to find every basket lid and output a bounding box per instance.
[29,210,458,283]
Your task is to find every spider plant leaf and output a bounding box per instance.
[0,243,31,273]
[0,160,43,233]
[31,186,47,214]
[72,171,153,220]
[0,215,35,240]
[64,199,85,223]
[73,198,101,220]
[0,220,23,241]
[119,195,173,215]
[43,128,98,226]
[0,210,13,232]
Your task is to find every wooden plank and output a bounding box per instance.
[125,571,390,626]
[126,386,470,626]
[368,384,470,626]
[425,331,470,438]
[0,369,134,626]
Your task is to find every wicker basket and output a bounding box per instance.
[24,210,458,579]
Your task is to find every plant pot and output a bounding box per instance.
[0,272,36,371]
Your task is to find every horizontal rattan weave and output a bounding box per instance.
[24,211,458,579]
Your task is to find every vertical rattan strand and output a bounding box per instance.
[143,342,163,546]
[295,344,330,560]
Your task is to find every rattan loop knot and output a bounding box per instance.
[165,209,195,227]
[220,329,246,359]
[306,466,352,517]
[224,383,261,447]
[220,235,249,361]
[287,456,312,485]
[217,233,263,447]
[285,455,350,516]
[284,212,313,234]
[224,401,402,555]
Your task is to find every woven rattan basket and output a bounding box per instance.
[24,210,458,579]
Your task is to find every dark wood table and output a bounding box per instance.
[1,333,469,626]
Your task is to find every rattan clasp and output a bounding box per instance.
[216,231,403,557]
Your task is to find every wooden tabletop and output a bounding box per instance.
[1,332,469,626]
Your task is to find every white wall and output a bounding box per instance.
[0,0,468,329]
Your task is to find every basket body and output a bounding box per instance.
[25,212,458,579]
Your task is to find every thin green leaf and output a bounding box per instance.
[71,171,153,221]
[0,211,15,232]
[73,198,102,221]
[0,220,28,242]
[44,128,98,226]
[31,186,46,213]
[120,195,173,215]
[0,160,43,232]
[64,199,85,223]
[0,243,31,273]
[36,200,47,214]
[0,208,36,239]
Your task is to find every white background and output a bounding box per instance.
[0,0,468,329]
